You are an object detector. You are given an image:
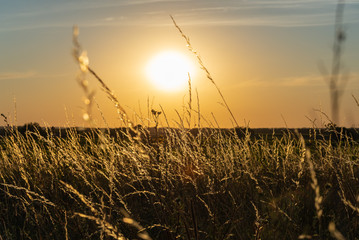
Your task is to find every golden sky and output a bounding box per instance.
[0,0,359,128]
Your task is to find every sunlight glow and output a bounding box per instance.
[146,51,195,91]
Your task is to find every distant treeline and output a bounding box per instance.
[1,122,359,142]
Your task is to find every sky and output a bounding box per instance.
[0,0,359,128]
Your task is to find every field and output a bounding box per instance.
[1,2,359,239]
[0,124,359,239]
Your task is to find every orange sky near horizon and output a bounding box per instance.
[0,0,359,128]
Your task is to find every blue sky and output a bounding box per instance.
[1,0,358,30]
[0,0,358,127]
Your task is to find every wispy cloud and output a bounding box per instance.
[169,0,359,27]
[280,75,325,87]
[232,75,326,88]
[0,71,36,81]
[168,13,336,27]
[0,71,73,81]
[232,72,359,88]
[0,0,358,31]
[0,0,186,32]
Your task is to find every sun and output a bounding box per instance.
[146,51,195,91]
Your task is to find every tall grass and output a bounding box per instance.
[1,122,359,239]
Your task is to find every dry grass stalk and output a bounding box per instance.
[196,89,201,128]
[187,73,192,128]
[72,26,135,131]
[322,0,348,125]
[61,181,151,240]
[190,200,198,240]
[1,113,10,128]
[339,192,359,214]
[328,222,346,240]
[251,201,262,240]
[352,94,359,107]
[74,212,126,240]
[298,234,313,239]
[60,180,97,213]
[72,26,93,122]
[64,211,69,240]
[171,15,239,127]
[1,183,56,207]
[306,149,323,220]
[121,209,152,240]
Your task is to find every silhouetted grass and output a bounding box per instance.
[1,120,359,239]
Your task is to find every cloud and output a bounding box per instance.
[280,75,325,87]
[232,75,325,88]
[172,0,358,27]
[167,0,359,27]
[168,14,335,28]
[0,71,36,81]
[232,72,359,89]
[0,71,73,82]
[0,0,358,31]
[0,0,188,32]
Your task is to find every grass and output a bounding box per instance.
[1,7,359,240]
[0,124,359,239]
